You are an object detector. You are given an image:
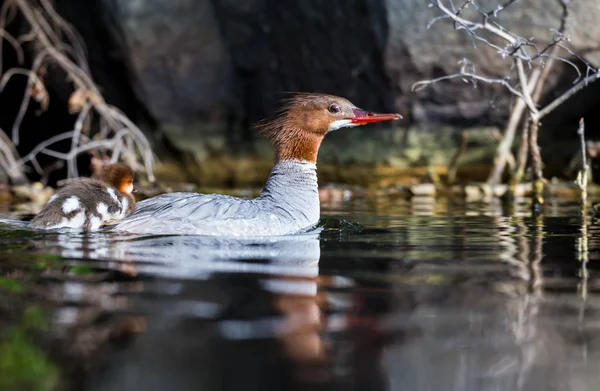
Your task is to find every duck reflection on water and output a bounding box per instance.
[5,208,598,391]
[30,228,402,390]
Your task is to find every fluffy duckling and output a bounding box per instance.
[30,163,136,231]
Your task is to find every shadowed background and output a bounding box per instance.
[1,0,600,186]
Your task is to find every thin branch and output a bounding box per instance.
[576,118,589,197]
[0,0,155,184]
[412,62,526,100]
[0,30,24,64]
[435,0,517,44]
[19,131,77,164]
[38,0,89,70]
[515,59,538,115]
[578,118,587,180]
[0,127,24,183]
[538,71,600,120]
[488,67,541,184]
[419,0,595,198]
[10,48,52,145]
[68,101,92,176]
[486,0,519,17]
[0,1,17,76]
[0,68,45,92]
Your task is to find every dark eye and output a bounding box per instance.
[328,104,341,113]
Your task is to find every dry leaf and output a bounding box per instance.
[68,88,86,114]
[31,79,49,112]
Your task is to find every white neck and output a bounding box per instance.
[258,160,320,227]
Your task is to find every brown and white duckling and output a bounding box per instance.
[30,163,136,231]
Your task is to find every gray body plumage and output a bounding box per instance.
[114,160,320,236]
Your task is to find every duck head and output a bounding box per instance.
[255,93,401,163]
[102,163,136,194]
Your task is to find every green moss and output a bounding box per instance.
[0,307,59,391]
[22,306,48,332]
[34,256,63,270]
[0,330,59,391]
[0,277,24,293]
[0,226,32,238]
[68,266,94,275]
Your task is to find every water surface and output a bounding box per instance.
[1,195,599,391]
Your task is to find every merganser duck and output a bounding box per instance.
[30,163,136,231]
[115,93,401,236]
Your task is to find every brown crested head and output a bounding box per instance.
[255,93,401,163]
[101,163,135,194]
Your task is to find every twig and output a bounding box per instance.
[576,118,588,195]
[488,68,541,184]
[411,59,526,100]
[538,71,600,120]
[418,0,595,208]
[511,118,530,187]
[576,117,590,296]
[515,59,538,115]
[68,101,92,178]
[0,0,155,184]
[0,127,25,183]
[38,0,89,71]
[486,0,519,17]
[528,117,542,187]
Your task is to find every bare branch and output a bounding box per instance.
[412,59,527,99]
[486,0,519,17]
[0,0,155,184]
[435,0,518,44]
[0,68,45,92]
[538,71,600,120]
[38,0,89,70]
[578,118,587,179]
[0,127,25,183]
[576,118,589,203]
[419,0,595,197]
[488,67,541,184]
[515,59,538,114]
[0,30,24,64]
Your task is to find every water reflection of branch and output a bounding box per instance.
[505,214,543,294]
[511,292,541,390]
[514,220,532,285]
[530,215,543,294]
[578,209,589,322]
[509,217,543,389]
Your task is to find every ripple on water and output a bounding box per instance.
[0,196,600,390]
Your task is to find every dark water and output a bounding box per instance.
[1,196,600,391]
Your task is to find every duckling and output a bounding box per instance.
[30,163,136,231]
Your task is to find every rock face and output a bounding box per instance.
[109,0,397,140]
[3,0,598,186]
[386,0,600,125]
[106,0,600,130]
[55,0,600,185]
[107,0,238,124]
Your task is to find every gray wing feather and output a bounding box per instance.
[117,192,259,231]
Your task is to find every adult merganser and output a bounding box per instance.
[115,93,401,236]
[30,163,136,230]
